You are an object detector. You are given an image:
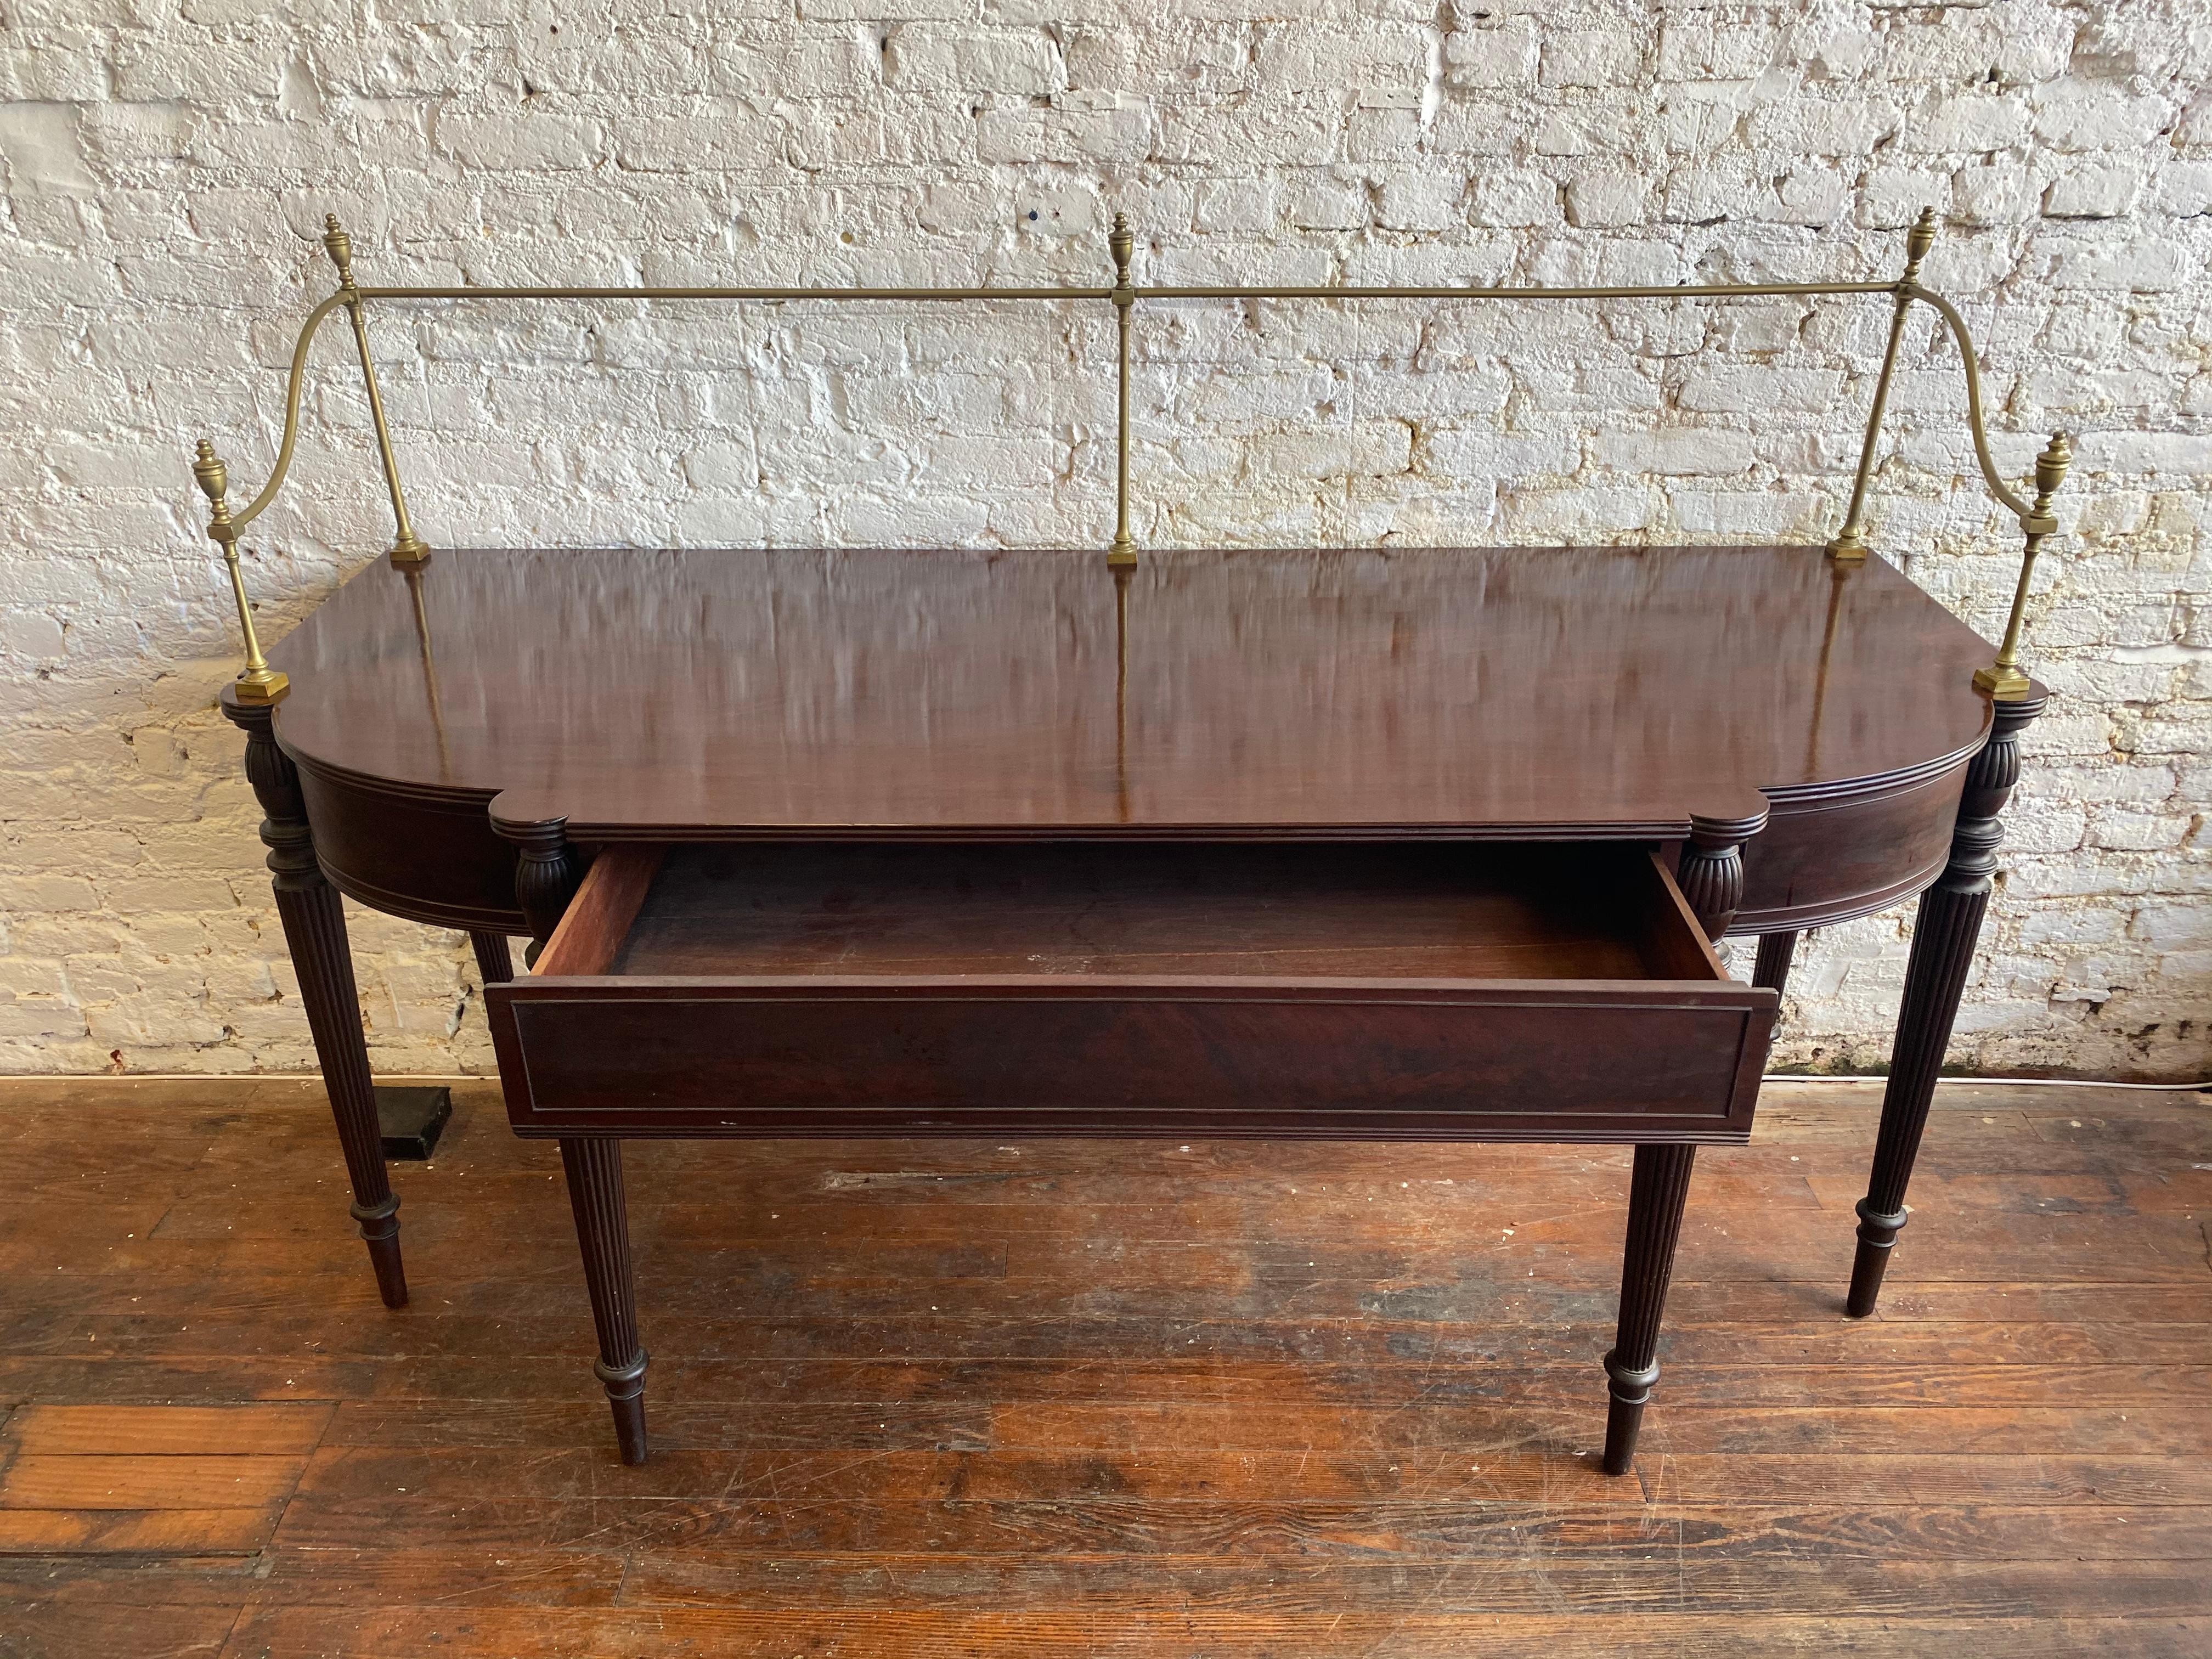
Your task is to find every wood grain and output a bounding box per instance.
[264,545,1993,843]
[2,1077,2208,1655]
[534,845,663,978]
[612,842,1678,981]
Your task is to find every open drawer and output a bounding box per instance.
[487,842,1776,1144]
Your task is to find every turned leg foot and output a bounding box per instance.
[1602,1143,1696,1476]
[349,1193,407,1311]
[1847,1200,1910,1319]
[595,1352,651,1466]
[561,1137,649,1464]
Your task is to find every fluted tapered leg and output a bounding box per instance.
[1848,692,2045,1318]
[1753,930,1798,996]
[560,1137,648,1464]
[224,691,405,1309]
[1602,1143,1696,1476]
[471,930,515,986]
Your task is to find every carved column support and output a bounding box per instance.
[1847,691,2045,1318]
[495,816,586,966]
[1602,1143,1697,1476]
[222,690,407,1309]
[1676,809,1767,943]
[560,1137,649,1465]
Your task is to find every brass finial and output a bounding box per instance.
[1902,207,1936,285]
[193,437,228,513]
[2033,430,2072,510]
[196,438,288,701]
[323,212,356,290]
[1106,211,1138,569]
[1973,429,2072,700]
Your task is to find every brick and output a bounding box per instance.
[1469,170,1556,228]
[1903,97,2028,154]
[2131,904,2212,950]
[2153,161,2212,218]
[1662,85,1751,156]
[2030,81,2175,152]
[77,100,197,171]
[2,612,66,660]
[884,26,1063,97]
[1746,96,1900,156]
[1193,177,1278,234]
[1659,22,1778,81]
[1563,170,1647,228]
[2044,163,2142,220]
[1678,368,1846,416]
[432,109,604,170]
[0,101,97,193]
[1376,173,1462,233]
[1539,32,1645,89]
[1445,21,1538,90]
[1593,427,1756,476]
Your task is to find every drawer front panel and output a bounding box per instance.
[493,979,1770,1143]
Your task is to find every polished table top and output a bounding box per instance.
[267,545,1999,840]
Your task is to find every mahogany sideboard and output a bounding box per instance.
[215,541,2040,1468]
[196,208,2070,1469]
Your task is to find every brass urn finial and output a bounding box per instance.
[323,212,356,289]
[192,437,229,515]
[1109,211,1133,288]
[2033,430,2072,507]
[1902,206,1936,284]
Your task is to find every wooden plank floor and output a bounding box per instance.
[2,1076,2209,1657]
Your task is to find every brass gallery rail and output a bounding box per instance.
[193,208,2068,708]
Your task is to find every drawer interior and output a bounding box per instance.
[541,840,1725,984]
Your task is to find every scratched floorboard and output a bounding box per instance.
[1,1076,2208,1657]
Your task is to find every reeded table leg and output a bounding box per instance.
[471,930,515,986]
[560,1137,650,1465]
[1602,1143,1696,1476]
[224,692,407,1309]
[1848,693,2044,1318]
[1753,931,1798,996]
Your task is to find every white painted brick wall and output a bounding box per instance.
[1,2,2206,1082]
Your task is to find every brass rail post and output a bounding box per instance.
[1973,432,2072,699]
[194,439,289,701]
[1828,207,1937,562]
[1106,213,1138,569]
[325,215,431,566]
